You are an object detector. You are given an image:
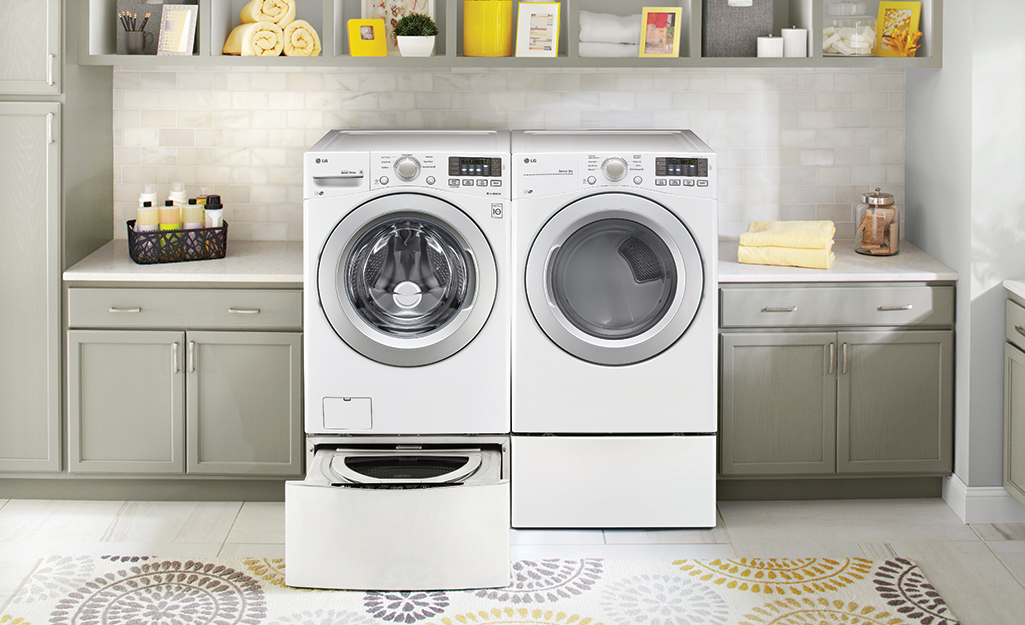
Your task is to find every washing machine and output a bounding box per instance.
[287,130,511,590]
[510,129,717,529]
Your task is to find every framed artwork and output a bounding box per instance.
[156,4,198,56]
[362,0,435,53]
[876,1,922,57]
[639,7,682,58]
[515,2,560,57]
[348,19,388,56]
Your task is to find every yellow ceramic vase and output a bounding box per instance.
[463,0,513,57]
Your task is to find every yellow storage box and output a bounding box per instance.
[463,0,513,57]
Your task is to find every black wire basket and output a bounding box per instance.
[127,220,228,264]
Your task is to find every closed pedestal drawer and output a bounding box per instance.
[68,288,302,330]
[1007,299,1025,352]
[721,285,954,328]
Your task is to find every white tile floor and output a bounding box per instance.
[3,498,1025,623]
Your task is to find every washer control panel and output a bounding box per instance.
[376,153,507,198]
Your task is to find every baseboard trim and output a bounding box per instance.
[942,474,1025,523]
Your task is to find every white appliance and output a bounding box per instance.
[287,130,511,590]
[510,129,718,529]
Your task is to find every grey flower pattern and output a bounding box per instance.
[875,558,958,624]
[599,573,730,625]
[15,556,97,605]
[363,591,450,623]
[270,608,380,625]
[475,559,604,604]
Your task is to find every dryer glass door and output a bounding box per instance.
[319,193,497,367]
[525,193,704,365]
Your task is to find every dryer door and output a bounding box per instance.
[524,192,703,365]
[318,193,497,367]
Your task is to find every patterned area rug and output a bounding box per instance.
[0,556,960,625]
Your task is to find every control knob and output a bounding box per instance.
[601,157,628,182]
[394,156,421,181]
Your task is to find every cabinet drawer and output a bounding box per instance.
[721,285,954,328]
[1007,300,1025,352]
[68,288,302,330]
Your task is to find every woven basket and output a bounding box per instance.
[127,220,228,264]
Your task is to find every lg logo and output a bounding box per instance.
[523,158,536,164]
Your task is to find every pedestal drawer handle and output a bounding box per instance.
[1015,325,1025,338]
[108,307,142,313]
[878,305,913,311]
[228,308,261,314]
[762,306,797,313]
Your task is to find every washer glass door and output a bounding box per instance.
[319,193,497,367]
[525,192,703,365]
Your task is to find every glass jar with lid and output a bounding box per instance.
[823,0,876,56]
[856,188,899,256]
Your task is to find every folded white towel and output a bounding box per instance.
[579,10,641,45]
[578,41,640,58]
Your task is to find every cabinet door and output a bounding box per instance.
[1006,343,1025,508]
[837,330,953,474]
[68,330,185,474]
[0,103,60,472]
[720,332,837,475]
[185,331,303,476]
[0,0,59,94]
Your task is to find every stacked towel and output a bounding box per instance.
[223,21,285,56]
[239,0,295,27]
[283,20,321,57]
[223,0,321,56]
[578,10,641,57]
[737,220,836,270]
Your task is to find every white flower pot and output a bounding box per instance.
[397,35,436,57]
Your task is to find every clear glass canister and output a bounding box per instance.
[823,0,876,56]
[856,188,899,256]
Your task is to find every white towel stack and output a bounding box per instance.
[578,10,641,58]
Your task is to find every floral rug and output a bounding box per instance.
[0,556,959,625]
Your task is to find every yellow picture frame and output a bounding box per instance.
[876,1,922,57]
[348,19,387,57]
[639,7,682,58]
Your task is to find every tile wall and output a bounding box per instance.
[112,66,905,242]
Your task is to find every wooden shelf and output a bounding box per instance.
[80,0,941,69]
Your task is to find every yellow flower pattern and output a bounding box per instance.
[674,558,873,595]
[426,608,601,625]
[739,596,910,624]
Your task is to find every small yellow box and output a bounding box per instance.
[348,19,387,57]
[463,0,513,57]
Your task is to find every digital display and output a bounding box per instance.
[656,157,708,177]
[449,156,501,177]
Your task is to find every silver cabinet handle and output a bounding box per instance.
[1015,325,1025,338]
[172,342,180,374]
[109,307,141,313]
[829,343,835,375]
[762,306,797,313]
[228,308,261,314]
[842,343,848,375]
[47,54,54,86]
[46,112,54,145]
[878,305,913,311]
[187,341,196,373]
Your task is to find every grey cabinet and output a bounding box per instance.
[720,283,954,478]
[0,0,60,94]
[0,102,61,473]
[67,288,303,478]
[1005,299,1025,507]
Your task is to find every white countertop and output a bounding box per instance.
[1005,280,1025,300]
[63,240,303,284]
[718,240,958,283]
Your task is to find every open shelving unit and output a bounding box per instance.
[80,0,941,68]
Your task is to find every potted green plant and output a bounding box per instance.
[394,13,438,57]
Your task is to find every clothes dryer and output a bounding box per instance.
[510,130,717,528]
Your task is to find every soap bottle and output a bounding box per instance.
[159,200,181,230]
[136,201,158,232]
[204,194,224,228]
[168,182,187,208]
[183,198,205,229]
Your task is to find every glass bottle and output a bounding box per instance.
[823,0,876,56]
[856,188,900,256]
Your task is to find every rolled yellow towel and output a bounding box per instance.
[739,220,836,250]
[283,20,321,56]
[738,245,835,270]
[223,22,284,56]
[239,0,295,27]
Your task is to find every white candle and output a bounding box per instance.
[756,35,783,58]
[782,26,808,58]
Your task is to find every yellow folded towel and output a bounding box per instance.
[739,220,836,250]
[222,22,284,56]
[738,245,835,270]
[239,0,295,27]
[283,20,321,56]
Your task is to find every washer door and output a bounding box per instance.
[525,193,703,366]
[318,193,497,367]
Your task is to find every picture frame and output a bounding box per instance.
[514,2,560,58]
[362,0,435,53]
[876,1,922,57]
[156,4,198,56]
[348,19,388,57]
[639,7,682,58]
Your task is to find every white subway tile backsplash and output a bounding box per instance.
[112,66,905,242]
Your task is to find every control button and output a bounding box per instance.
[490,180,502,187]
[586,176,597,185]
[476,180,487,187]
[669,179,681,186]
[655,179,667,186]
[462,179,473,186]
[633,176,643,185]
[683,180,695,187]
[601,157,628,182]
[394,156,421,181]
[426,176,436,185]
[380,175,390,185]
[448,179,460,187]
[697,180,709,187]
